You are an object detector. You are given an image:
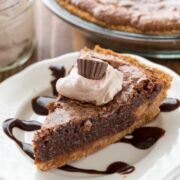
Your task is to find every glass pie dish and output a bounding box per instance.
[43,0,180,59]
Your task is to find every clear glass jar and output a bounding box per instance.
[0,0,35,72]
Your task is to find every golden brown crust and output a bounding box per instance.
[58,0,180,35]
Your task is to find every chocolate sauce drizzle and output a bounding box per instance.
[2,119,41,159]
[119,127,165,149]
[32,96,55,116]
[49,66,66,96]
[60,161,134,175]
[160,98,180,112]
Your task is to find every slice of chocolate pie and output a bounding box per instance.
[33,46,171,171]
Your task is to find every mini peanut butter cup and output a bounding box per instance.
[77,57,108,80]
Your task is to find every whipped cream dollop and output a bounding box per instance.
[56,63,123,106]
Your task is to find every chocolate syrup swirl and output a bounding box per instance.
[32,96,55,116]
[49,66,66,96]
[2,119,41,159]
[160,98,180,112]
[119,127,165,149]
[60,161,134,175]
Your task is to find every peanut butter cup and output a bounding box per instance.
[77,57,108,80]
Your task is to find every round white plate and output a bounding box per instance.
[0,52,180,180]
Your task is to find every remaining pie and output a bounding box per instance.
[33,46,171,171]
[58,0,180,35]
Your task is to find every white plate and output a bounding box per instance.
[0,52,180,180]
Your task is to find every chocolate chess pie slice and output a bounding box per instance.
[33,46,171,170]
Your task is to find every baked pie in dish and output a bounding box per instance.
[58,0,180,35]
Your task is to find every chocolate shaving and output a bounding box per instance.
[77,57,108,80]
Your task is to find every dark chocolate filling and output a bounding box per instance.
[3,118,135,175]
[34,79,162,162]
